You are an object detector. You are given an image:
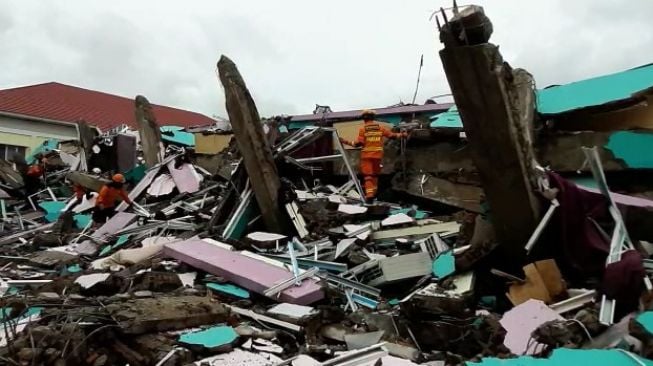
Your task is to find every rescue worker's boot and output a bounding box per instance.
[363,175,378,204]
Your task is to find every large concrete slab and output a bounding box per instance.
[164,239,324,305]
[106,296,230,334]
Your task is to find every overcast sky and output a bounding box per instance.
[1,1,652,119]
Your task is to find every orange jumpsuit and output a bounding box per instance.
[93,183,132,223]
[343,121,403,199]
[96,185,131,209]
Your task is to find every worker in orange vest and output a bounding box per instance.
[340,109,406,202]
[24,157,46,197]
[92,173,132,224]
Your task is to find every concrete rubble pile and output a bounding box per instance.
[3,4,653,366]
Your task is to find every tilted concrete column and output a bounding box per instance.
[217,55,284,234]
[438,7,541,254]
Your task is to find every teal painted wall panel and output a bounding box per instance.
[468,348,653,366]
[179,326,238,348]
[605,131,653,168]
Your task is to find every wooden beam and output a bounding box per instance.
[217,55,284,233]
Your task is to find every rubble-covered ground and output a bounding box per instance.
[3,6,653,364]
[2,118,653,366]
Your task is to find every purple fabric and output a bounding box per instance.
[546,172,611,279]
[603,250,645,316]
[545,172,645,317]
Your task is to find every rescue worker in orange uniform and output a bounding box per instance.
[92,173,132,224]
[24,157,47,197]
[340,110,406,202]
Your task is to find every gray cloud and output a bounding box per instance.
[0,0,652,121]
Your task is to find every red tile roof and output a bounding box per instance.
[0,82,215,131]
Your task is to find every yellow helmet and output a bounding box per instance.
[360,109,376,118]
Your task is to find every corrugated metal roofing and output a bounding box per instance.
[537,63,653,115]
[290,103,454,122]
[0,82,216,131]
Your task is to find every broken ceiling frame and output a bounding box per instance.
[274,126,365,203]
[344,288,359,312]
[159,195,218,217]
[321,273,382,298]
[331,128,366,203]
[287,240,301,284]
[222,185,254,239]
[371,220,460,241]
[27,188,57,211]
[549,289,597,314]
[525,198,560,253]
[13,207,24,230]
[0,199,6,232]
[114,219,195,237]
[643,259,653,274]
[294,154,343,165]
[321,342,389,366]
[346,223,373,239]
[286,201,309,239]
[274,126,325,157]
[228,305,302,332]
[0,223,55,245]
[350,292,380,310]
[343,253,432,287]
[263,254,347,273]
[582,147,653,325]
[263,267,320,298]
[416,233,450,259]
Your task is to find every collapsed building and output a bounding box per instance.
[1,4,653,366]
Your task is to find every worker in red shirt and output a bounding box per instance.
[92,173,132,224]
[72,183,86,203]
[340,110,406,202]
